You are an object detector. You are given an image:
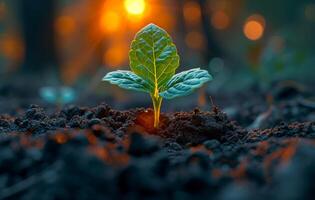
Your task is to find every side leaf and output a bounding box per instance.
[159,68,212,99]
[102,70,152,93]
[129,23,179,95]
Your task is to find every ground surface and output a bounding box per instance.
[0,80,315,200]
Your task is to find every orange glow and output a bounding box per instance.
[100,11,121,33]
[253,141,269,156]
[230,160,247,179]
[55,133,67,144]
[134,109,168,133]
[183,1,201,25]
[103,44,128,67]
[87,133,97,145]
[243,14,265,41]
[211,11,230,30]
[151,13,176,31]
[88,145,130,166]
[185,31,205,49]
[243,20,264,41]
[263,139,298,173]
[124,0,146,15]
[198,87,207,107]
[135,110,155,132]
[0,36,24,61]
[55,16,76,37]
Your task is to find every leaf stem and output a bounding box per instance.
[151,95,162,128]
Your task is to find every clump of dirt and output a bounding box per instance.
[220,81,315,130]
[0,104,137,136]
[158,108,247,146]
[246,121,315,142]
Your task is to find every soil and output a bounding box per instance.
[0,81,315,199]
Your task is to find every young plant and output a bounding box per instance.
[103,23,212,128]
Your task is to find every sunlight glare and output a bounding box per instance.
[124,0,146,15]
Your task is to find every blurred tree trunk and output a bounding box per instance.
[174,0,187,57]
[20,0,57,73]
[197,0,223,59]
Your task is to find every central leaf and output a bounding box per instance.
[129,23,179,97]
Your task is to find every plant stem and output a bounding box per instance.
[151,95,162,128]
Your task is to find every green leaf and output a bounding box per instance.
[159,68,212,99]
[102,70,153,93]
[102,23,214,128]
[129,23,179,96]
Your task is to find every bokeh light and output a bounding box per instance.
[211,11,230,30]
[0,36,24,62]
[124,0,146,16]
[183,1,201,26]
[185,31,205,49]
[100,11,121,33]
[243,15,265,41]
[104,43,128,67]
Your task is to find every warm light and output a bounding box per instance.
[211,11,230,30]
[124,0,146,15]
[198,87,207,107]
[152,13,175,31]
[0,36,24,61]
[243,20,264,41]
[244,21,264,41]
[55,16,76,37]
[243,14,265,41]
[100,11,120,33]
[185,31,205,49]
[103,44,128,67]
[183,1,201,25]
[55,133,67,144]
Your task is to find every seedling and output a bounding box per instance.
[103,23,212,128]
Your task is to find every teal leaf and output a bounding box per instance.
[159,68,212,99]
[129,23,179,95]
[102,70,153,93]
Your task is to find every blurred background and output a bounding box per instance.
[0,0,314,113]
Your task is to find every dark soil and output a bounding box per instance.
[0,97,315,200]
[0,78,315,199]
